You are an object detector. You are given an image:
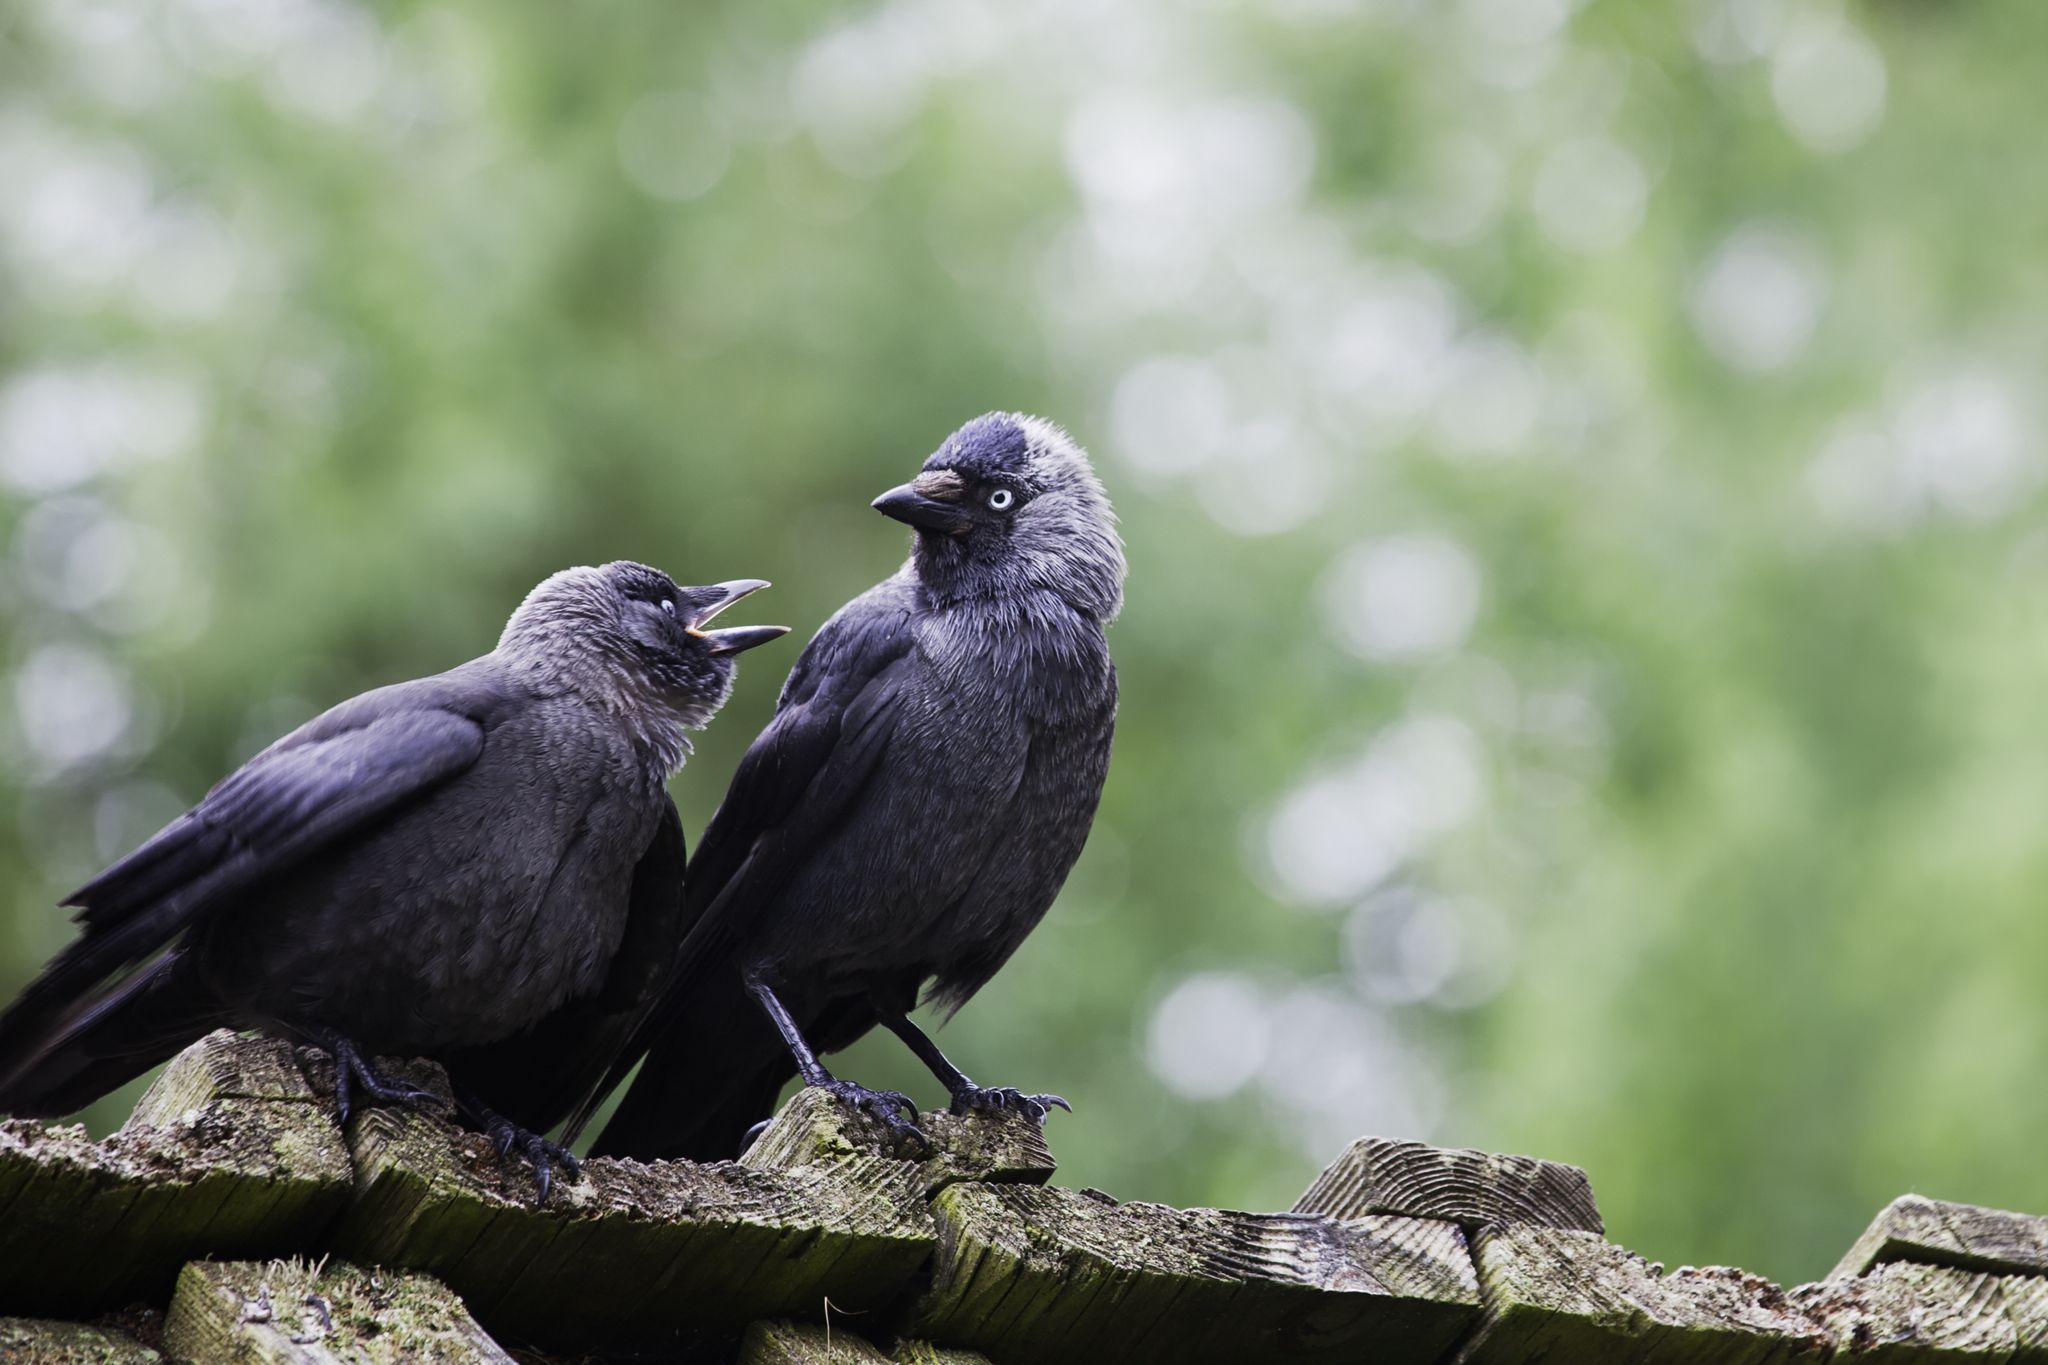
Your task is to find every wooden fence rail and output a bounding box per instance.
[0,1030,2043,1363]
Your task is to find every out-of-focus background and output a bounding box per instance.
[2,0,2045,1284]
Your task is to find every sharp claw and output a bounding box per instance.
[946,1085,1069,1126]
[527,1137,552,1203]
[817,1080,930,1152]
[463,1099,579,1204]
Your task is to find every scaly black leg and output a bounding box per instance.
[881,1015,1070,1125]
[314,1034,446,1127]
[455,1088,581,1204]
[746,976,927,1152]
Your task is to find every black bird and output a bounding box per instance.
[586,413,1124,1161]
[0,562,787,1192]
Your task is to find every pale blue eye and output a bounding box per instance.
[988,488,1015,511]
[660,599,675,616]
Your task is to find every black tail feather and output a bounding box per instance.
[0,948,227,1118]
[586,979,794,1162]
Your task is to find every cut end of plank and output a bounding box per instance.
[1295,1136,1603,1236]
[164,1259,513,1365]
[126,1030,317,1131]
[1831,1193,2048,1280]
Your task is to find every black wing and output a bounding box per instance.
[574,584,919,1149]
[0,698,484,1096]
[442,794,689,1136]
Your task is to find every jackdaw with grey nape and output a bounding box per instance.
[0,562,787,1196]
[586,413,1123,1160]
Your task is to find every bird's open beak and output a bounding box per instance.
[687,580,791,656]
[873,471,974,536]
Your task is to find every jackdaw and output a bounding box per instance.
[0,561,787,1192]
[585,413,1123,1160]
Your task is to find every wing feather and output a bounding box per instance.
[0,703,483,1087]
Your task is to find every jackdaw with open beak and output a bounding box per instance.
[586,413,1123,1160]
[0,562,787,1194]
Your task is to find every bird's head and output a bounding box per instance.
[873,412,1125,620]
[499,562,789,744]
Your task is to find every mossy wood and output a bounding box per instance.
[0,1032,350,1316]
[332,1119,927,1349]
[903,1182,1481,1363]
[739,1319,894,1365]
[1788,1261,2038,1360]
[741,1086,1058,1194]
[13,1032,2048,1362]
[1454,1223,1829,1364]
[0,1316,163,1364]
[162,1259,511,1365]
[1835,1194,2048,1280]
[737,1320,996,1365]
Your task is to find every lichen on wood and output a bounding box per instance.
[16,1032,2048,1364]
[125,1032,322,1131]
[1788,1261,2022,1360]
[163,1259,512,1365]
[330,1075,938,1350]
[0,1316,162,1364]
[734,1318,997,1365]
[887,1341,993,1365]
[1834,1194,2048,1280]
[738,1319,894,1365]
[740,1086,1057,1195]
[0,1032,352,1317]
[1456,1223,1829,1364]
[904,1182,1480,1363]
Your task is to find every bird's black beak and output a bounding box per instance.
[687,580,791,656]
[873,471,974,536]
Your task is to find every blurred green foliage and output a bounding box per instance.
[3,0,2047,1285]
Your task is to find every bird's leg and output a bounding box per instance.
[880,1014,1070,1125]
[313,1033,447,1127]
[453,1087,581,1204]
[745,976,928,1151]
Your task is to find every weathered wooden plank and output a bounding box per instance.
[1788,1261,2019,1361]
[0,1035,352,1317]
[163,1259,514,1365]
[739,1319,893,1364]
[730,1320,998,1365]
[890,1342,994,1365]
[330,1079,940,1351]
[1993,1272,2048,1363]
[1294,1135,1603,1235]
[0,1316,163,1364]
[1455,1224,1830,1365]
[903,1182,1479,1363]
[125,1031,318,1129]
[741,1086,1057,1193]
[1835,1195,2048,1280]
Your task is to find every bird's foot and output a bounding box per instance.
[814,1078,929,1153]
[481,1111,581,1204]
[324,1037,447,1127]
[948,1084,1071,1125]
